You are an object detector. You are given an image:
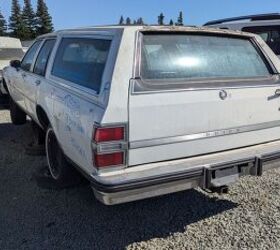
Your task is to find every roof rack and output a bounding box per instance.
[204,13,280,26]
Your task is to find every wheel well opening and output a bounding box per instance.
[36,106,50,130]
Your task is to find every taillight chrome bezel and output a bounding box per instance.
[92,123,128,170]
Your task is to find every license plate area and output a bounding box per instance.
[203,158,257,189]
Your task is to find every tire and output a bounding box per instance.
[9,97,26,125]
[45,126,81,186]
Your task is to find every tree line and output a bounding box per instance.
[0,0,53,40]
[119,11,184,26]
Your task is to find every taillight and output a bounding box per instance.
[94,127,124,143]
[92,124,127,169]
[94,152,124,168]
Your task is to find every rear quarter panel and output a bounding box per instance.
[39,30,125,175]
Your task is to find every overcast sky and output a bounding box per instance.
[1,0,280,30]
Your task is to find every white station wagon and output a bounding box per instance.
[4,25,280,205]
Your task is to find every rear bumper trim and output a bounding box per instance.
[91,169,202,193]
[90,140,280,205]
[257,151,280,175]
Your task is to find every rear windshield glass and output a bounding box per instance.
[0,48,24,60]
[141,34,271,80]
[242,26,280,55]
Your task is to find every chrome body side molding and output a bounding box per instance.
[130,120,280,149]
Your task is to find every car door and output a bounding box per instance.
[24,39,56,115]
[17,41,42,112]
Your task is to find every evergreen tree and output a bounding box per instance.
[126,17,131,25]
[22,0,36,39]
[137,17,144,25]
[169,19,174,26]
[133,20,137,25]
[176,11,184,26]
[119,15,124,25]
[9,0,25,38]
[36,0,54,35]
[158,13,164,25]
[0,10,7,36]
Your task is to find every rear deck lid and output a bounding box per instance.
[128,32,280,166]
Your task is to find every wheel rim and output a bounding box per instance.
[46,129,61,180]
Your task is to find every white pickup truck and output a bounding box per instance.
[4,25,280,205]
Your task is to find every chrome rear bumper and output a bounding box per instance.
[91,140,280,205]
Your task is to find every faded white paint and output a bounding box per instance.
[4,26,280,204]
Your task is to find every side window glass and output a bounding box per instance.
[34,39,56,76]
[21,41,42,71]
[52,38,111,94]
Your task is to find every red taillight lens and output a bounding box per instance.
[94,127,124,143]
[92,125,126,169]
[94,152,124,168]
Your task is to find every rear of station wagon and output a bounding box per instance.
[5,26,280,205]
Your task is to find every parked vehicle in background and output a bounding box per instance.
[21,40,34,53]
[0,37,24,96]
[3,25,280,205]
[204,13,280,58]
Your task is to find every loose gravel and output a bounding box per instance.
[1,106,280,250]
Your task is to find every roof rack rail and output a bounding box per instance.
[204,13,280,26]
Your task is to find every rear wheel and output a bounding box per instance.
[45,126,81,185]
[25,121,46,156]
[9,97,26,125]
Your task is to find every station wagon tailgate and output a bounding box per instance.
[128,33,280,166]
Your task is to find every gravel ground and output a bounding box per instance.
[1,106,280,250]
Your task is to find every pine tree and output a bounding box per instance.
[22,0,36,39]
[158,13,164,25]
[176,11,184,26]
[169,19,174,26]
[137,18,144,25]
[9,0,25,38]
[126,17,131,25]
[36,0,54,35]
[119,15,124,25]
[133,20,137,25]
[0,10,7,36]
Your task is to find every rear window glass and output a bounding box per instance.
[52,38,111,93]
[0,48,24,60]
[242,26,280,55]
[141,34,271,80]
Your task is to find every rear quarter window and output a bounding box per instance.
[52,38,111,94]
[141,34,271,81]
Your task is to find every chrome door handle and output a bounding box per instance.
[35,80,41,86]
